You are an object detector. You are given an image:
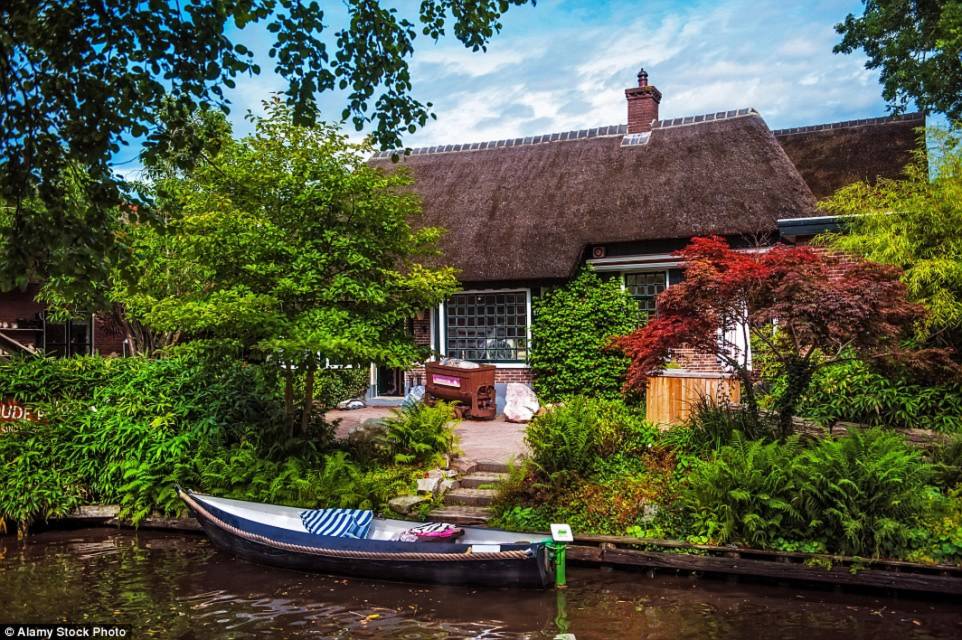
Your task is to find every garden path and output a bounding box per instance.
[326,407,528,466]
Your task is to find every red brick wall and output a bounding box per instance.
[94,317,126,356]
[671,347,723,372]
[0,287,125,356]
[0,286,48,353]
[412,315,431,346]
[626,86,661,133]
[494,368,533,384]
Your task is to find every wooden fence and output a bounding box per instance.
[645,370,740,426]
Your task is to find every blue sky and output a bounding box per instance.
[115,0,907,174]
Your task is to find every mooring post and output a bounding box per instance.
[549,523,574,589]
[546,540,568,588]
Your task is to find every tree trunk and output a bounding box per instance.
[301,364,316,435]
[735,367,759,430]
[776,359,813,440]
[284,367,296,436]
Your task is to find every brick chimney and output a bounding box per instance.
[625,67,662,133]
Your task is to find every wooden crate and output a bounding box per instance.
[645,370,740,427]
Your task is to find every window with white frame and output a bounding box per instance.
[624,271,668,318]
[444,291,528,362]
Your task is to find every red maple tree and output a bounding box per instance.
[615,236,936,437]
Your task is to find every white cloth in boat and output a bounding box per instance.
[393,522,463,542]
[299,508,374,538]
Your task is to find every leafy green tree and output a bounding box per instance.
[0,0,533,289]
[835,1,962,118]
[820,126,962,357]
[43,101,459,431]
[529,269,642,402]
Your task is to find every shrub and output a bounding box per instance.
[525,397,656,477]
[910,488,962,564]
[786,358,962,433]
[0,355,118,401]
[313,366,370,410]
[680,397,778,455]
[378,401,458,465]
[0,423,86,536]
[0,353,442,532]
[930,435,962,490]
[529,269,642,402]
[683,434,804,547]
[795,428,935,557]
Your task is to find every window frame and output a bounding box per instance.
[621,270,670,320]
[41,312,93,357]
[437,288,532,367]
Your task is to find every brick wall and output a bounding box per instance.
[94,317,126,356]
[671,346,723,372]
[0,286,45,353]
[494,367,534,384]
[0,287,126,356]
[412,315,431,346]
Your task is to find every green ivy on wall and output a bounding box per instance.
[529,269,642,402]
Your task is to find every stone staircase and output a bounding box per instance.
[427,461,510,526]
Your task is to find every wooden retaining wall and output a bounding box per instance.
[43,507,962,596]
[568,534,962,596]
[646,371,740,426]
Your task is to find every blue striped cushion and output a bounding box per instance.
[300,508,374,539]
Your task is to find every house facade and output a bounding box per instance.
[0,69,922,384]
[367,69,923,399]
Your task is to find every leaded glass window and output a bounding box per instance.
[625,271,667,317]
[444,291,528,362]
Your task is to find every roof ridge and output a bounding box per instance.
[372,107,763,160]
[372,124,627,160]
[652,107,758,130]
[772,112,924,137]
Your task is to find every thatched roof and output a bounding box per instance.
[371,109,817,283]
[774,113,923,199]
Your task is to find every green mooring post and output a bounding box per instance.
[553,541,567,588]
[547,523,573,589]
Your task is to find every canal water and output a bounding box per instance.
[1,529,960,639]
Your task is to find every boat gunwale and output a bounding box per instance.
[180,489,541,562]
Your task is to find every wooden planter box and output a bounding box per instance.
[424,362,497,420]
[645,370,740,427]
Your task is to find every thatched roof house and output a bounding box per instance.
[774,112,923,199]
[372,73,921,287]
[372,109,816,283]
[367,69,923,393]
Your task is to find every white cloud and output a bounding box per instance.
[398,0,888,148]
[415,46,527,78]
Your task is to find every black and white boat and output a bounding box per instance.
[178,488,553,588]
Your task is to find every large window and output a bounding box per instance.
[42,314,92,357]
[445,291,528,362]
[625,271,667,318]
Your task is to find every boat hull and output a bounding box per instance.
[182,490,552,589]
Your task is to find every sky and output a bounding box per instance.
[114,0,909,174]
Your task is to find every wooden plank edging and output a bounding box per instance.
[567,544,962,596]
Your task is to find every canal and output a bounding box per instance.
[2,529,960,639]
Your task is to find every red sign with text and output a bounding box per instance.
[0,400,43,423]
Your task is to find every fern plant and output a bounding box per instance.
[525,397,656,477]
[377,401,458,465]
[683,433,804,547]
[795,428,934,557]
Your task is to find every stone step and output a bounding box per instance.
[459,472,509,489]
[443,487,498,507]
[427,506,492,526]
[475,461,512,474]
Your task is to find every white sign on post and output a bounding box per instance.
[550,523,573,543]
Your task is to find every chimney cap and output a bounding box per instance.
[637,67,649,86]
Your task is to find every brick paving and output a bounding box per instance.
[326,406,528,466]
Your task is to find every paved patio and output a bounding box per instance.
[325,406,528,466]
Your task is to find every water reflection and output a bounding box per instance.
[2,529,960,639]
